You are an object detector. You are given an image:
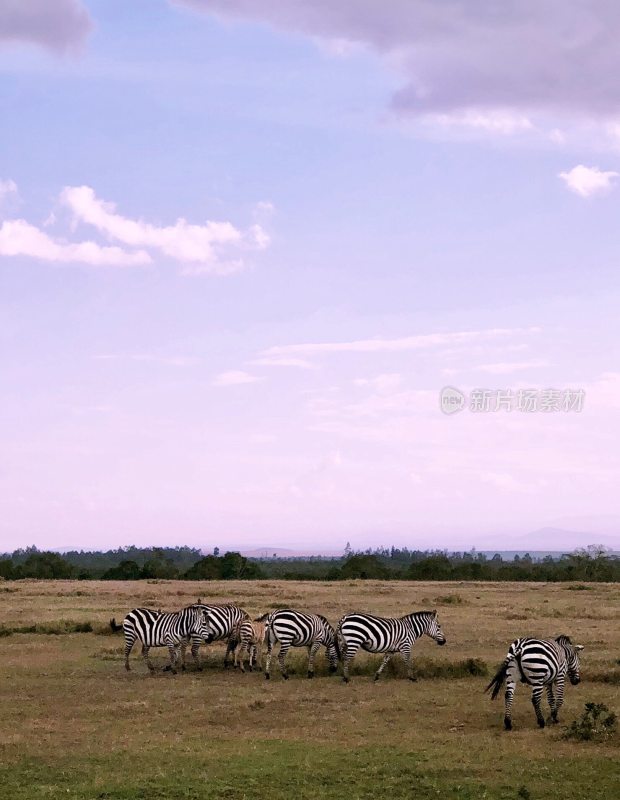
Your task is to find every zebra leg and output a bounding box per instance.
[342,640,361,684]
[503,661,518,730]
[531,686,545,728]
[224,635,237,669]
[167,644,179,675]
[551,677,566,723]
[307,641,321,678]
[265,632,274,680]
[278,642,291,680]
[403,645,417,682]
[142,645,155,674]
[546,683,557,724]
[254,643,263,672]
[190,638,201,669]
[124,632,136,671]
[374,653,393,682]
[238,642,248,673]
[188,639,203,672]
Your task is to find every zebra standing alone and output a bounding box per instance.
[486,635,584,730]
[337,609,447,683]
[264,609,340,680]
[110,605,214,674]
[179,602,250,669]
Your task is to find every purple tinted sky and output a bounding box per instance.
[1,1,619,553]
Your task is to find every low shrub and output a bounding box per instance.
[563,702,617,742]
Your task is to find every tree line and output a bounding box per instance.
[0,544,617,582]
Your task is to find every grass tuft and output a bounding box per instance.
[0,621,93,636]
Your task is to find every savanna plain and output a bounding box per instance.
[0,579,618,799]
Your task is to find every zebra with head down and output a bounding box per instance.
[264,609,340,680]
[486,635,584,730]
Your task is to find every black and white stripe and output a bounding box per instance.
[232,619,267,672]
[337,609,447,682]
[264,609,339,679]
[186,603,250,668]
[486,635,584,730]
[111,606,214,674]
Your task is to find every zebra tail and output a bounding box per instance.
[485,660,509,700]
[335,619,345,661]
[109,617,123,633]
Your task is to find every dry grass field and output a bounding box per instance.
[0,579,618,799]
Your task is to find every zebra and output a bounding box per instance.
[177,602,250,670]
[264,609,340,680]
[109,605,214,674]
[337,609,447,683]
[232,618,267,673]
[485,635,584,730]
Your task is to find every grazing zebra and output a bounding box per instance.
[337,609,447,683]
[178,602,250,669]
[232,618,267,672]
[264,609,340,680]
[486,635,584,730]
[110,605,214,674]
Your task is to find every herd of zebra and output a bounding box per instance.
[109,601,584,731]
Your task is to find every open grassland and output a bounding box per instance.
[0,579,618,799]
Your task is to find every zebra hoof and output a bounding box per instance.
[373,675,380,682]
[282,674,289,680]
[504,718,512,731]
[307,671,314,679]
[265,673,270,680]
[181,664,186,671]
[342,677,350,684]
[537,719,545,729]
[125,665,131,672]
[408,676,418,682]
[328,665,338,674]
[162,665,172,672]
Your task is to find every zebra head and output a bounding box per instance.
[557,635,584,685]
[189,607,215,643]
[425,610,447,646]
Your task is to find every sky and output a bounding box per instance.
[1,0,619,553]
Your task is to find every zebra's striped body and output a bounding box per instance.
[337,610,447,682]
[232,619,267,672]
[185,603,250,668]
[264,609,339,679]
[486,635,584,730]
[112,606,214,674]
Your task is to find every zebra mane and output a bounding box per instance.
[555,634,573,646]
[316,613,334,628]
[403,610,436,619]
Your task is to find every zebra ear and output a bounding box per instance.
[197,598,202,604]
[575,644,585,651]
[432,609,437,616]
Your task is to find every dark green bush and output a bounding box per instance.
[563,702,617,742]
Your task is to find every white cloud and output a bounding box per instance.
[251,356,316,369]
[0,179,18,203]
[354,373,403,393]
[61,185,269,274]
[0,219,150,266]
[212,370,262,387]
[558,165,619,197]
[262,327,540,357]
[476,360,549,375]
[0,0,91,53]
[429,110,533,135]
